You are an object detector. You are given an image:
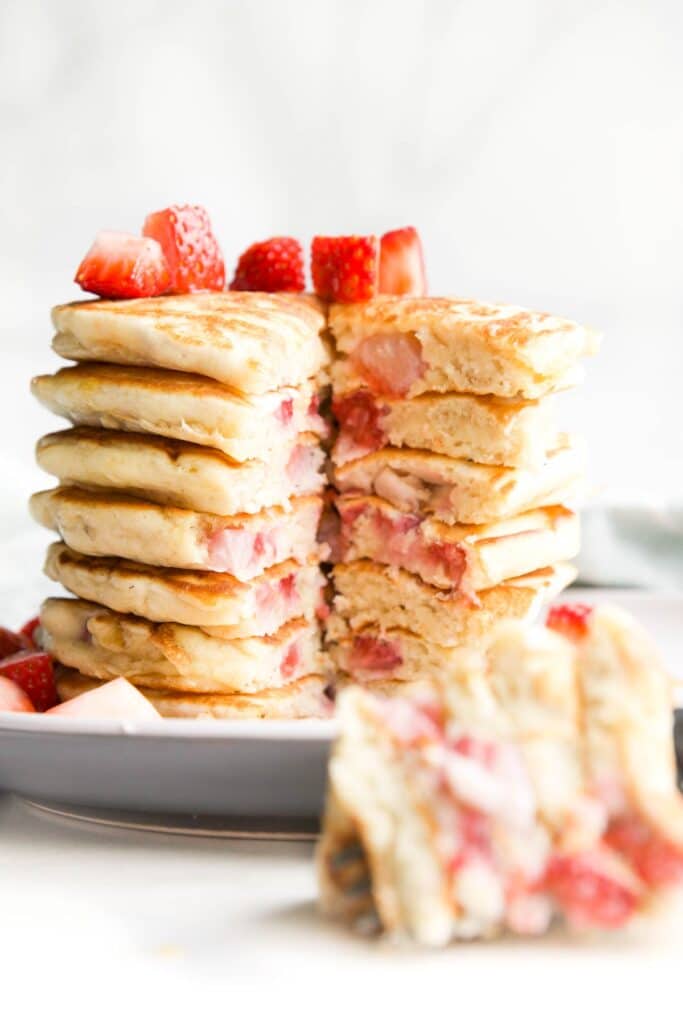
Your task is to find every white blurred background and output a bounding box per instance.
[1,0,682,610]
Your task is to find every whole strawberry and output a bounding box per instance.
[230,237,305,292]
[0,651,56,711]
[311,235,378,303]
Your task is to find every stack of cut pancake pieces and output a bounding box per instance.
[30,292,332,718]
[326,296,598,692]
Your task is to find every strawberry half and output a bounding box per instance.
[379,226,427,296]
[0,651,56,712]
[230,237,305,292]
[311,235,378,303]
[143,205,225,293]
[0,627,31,660]
[75,232,170,299]
[546,602,594,642]
[19,616,40,648]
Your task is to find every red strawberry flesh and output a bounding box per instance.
[0,627,31,660]
[606,814,683,887]
[143,205,225,293]
[19,616,41,648]
[75,232,170,300]
[230,237,305,292]
[379,226,427,296]
[546,602,594,642]
[311,235,378,303]
[0,651,56,711]
[350,332,426,397]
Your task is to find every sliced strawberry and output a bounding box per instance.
[333,390,386,459]
[379,227,427,296]
[19,616,40,648]
[0,627,31,660]
[0,651,56,712]
[143,205,225,293]
[230,237,305,292]
[606,815,683,887]
[47,677,160,721]
[311,235,378,303]
[75,232,170,299]
[546,602,594,642]
[350,635,403,673]
[0,677,36,713]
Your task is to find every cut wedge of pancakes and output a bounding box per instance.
[31,363,327,462]
[329,295,599,400]
[52,291,330,393]
[336,495,579,591]
[56,669,332,719]
[330,561,576,646]
[333,437,583,525]
[30,487,323,579]
[36,427,325,516]
[331,374,558,469]
[44,543,325,637]
[39,598,321,694]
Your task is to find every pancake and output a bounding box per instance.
[31,363,326,463]
[333,438,582,526]
[330,561,576,646]
[31,487,323,579]
[52,291,330,393]
[329,296,599,400]
[336,496,579,591]
[43,543,326,637]
[56,669,332,719]
[331,378,558,469]
[36,427,325,516]
[39,598,321,694]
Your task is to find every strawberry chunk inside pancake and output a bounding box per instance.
[280,640,302,680]
[333,390,387,462]
[606,814,683,887]
[546,602,594,643]
[207,527,278,579]
[349,635,403,675]
[350,333,426,398]
[339,499,468,589]
[543,847,640,929]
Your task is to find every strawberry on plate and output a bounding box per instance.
[47,677,161,721]
[311,235,378,303]
[0,626,31,660]
[19,616,40,648]
[230,237,305,292]
[143,204,225,293]
[379,227,427,296]
[0,677,36,713]
[0,651,56,712]
[75,231,170,299]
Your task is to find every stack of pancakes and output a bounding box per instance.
[30,292,332,718]
[325,296,598,690]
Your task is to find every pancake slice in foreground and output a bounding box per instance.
[36,428,325,516]
[317,613,671,944]
[329,296,599,400]
[52,291,330,393]
[333,438,582,525]
[331,380,558,469]
[336,495,579,591]
[56,669,332,719]
[31,364,326,462]
[331,561,576,646]
[44,543,325,636]
[31,488,323,578]
[40,598,321,694]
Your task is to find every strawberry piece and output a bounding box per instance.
[75,232,170,299]
[350,332,426,397]
[0,651,56,712]
[544,848,640,929]
[143,205,225,293]
[19,616,40,648]
[47,677,160,721]
[379,226,427,296]
[546,602,594,642]
[280,641,301,679]
[333,390,386,459]
[311,235,378,303]
[0,627,31,660]
[0,677,36,713]
[606,815,683,887]
[230,237,305,292]
[350,635,403,673]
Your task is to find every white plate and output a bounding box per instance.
[0,588,681,830]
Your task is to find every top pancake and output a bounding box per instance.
[52,291,330,394]
[329,296,599,399]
